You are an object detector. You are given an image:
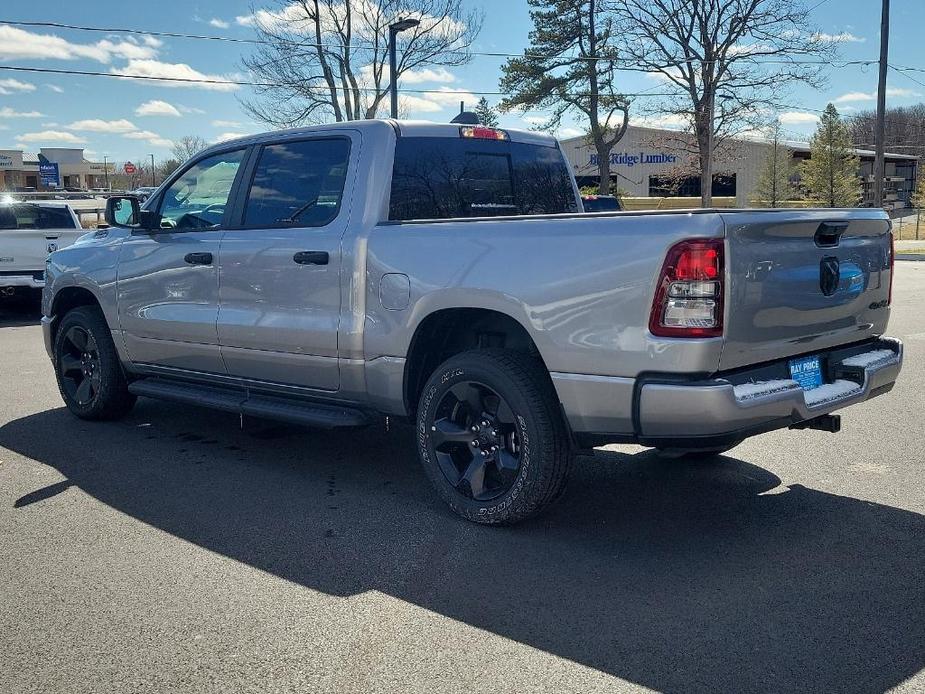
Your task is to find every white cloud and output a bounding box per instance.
[778,111,819,125]
[834,91,875,103]
[178,104,206,114]
[835,87,922,103]
[397,95,444,114]
[0,25,158,62]
[812,31,865,43]
[521,115,547,126]
[66,118,138,133]
[136,99,182,117]
[122,129,174,148]
[557,127,584,138]
[421,86,478,107]
[142,36,163,48]
[44,83,64,93]
[211,119,244,128]
[0,107,44,118]
[400,67,457,84]
[209,18,231,29]
[236,2,467,41]
[634,113,691,130]
[0,78,35,95]
[213,132,249,143]
[15,130,86,144]
[112,59,239,91]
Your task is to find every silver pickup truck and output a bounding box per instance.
[41,120,902,524]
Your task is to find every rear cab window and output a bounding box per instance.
[388,135,578,221]
[0,204,76,230]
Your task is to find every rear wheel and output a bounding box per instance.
[416,349,572,525]
[54,306,136,420]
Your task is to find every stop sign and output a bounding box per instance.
[123,162,136,175]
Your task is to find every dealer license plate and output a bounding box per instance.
[789,355,823,390]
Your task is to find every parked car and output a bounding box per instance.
[581,193,622,212]
[41,120,902,524]
[129,186,159,202]
[0,201,84,296]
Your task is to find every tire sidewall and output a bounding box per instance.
[416,355,547,523]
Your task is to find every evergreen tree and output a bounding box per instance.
[500,0,629,195]
[752,120,797,207]
[800,104,861,208]
[473,97,500,127]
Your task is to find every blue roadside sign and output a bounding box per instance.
[39,162,60,188]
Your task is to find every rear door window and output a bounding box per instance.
[389,137,578,221]
[242,138,350,228]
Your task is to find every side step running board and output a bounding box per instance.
[128,378,370,429]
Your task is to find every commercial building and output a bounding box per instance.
[0,147,114,191]
[560,125,919,208]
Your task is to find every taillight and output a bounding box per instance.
[888,231,894,305]
[649,239,724,338]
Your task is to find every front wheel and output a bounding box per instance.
[53,306,136,420]
[416,349,572,525]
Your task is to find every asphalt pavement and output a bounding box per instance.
[1,266,923,694]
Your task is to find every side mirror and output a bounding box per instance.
[105,196,140,228]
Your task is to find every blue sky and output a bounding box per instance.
[1,0,924,164]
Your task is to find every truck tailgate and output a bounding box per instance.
[0,227,85,273]
[719,209,892,371]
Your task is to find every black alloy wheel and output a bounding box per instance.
[430,380,522,501]
[58,326,102,406]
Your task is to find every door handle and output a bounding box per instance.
[293,251,329,265]
[184,252,213,265]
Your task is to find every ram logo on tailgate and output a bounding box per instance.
[820,256,840,296]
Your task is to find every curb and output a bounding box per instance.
[896,254,925,262]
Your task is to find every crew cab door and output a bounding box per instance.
[217,133,355,391]
[117,147,247,373]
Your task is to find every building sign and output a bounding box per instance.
[89,162,114,173]
[39,162,60,187]
[589,151,679,167]
[0,150,23,169]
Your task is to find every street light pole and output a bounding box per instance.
[102,155,110,191]
[873,0,890,208]
[389,17,420,118]
[149,153,156,187]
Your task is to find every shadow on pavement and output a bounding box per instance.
[0,292,42,328]
[2,401,923,693]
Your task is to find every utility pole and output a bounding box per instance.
[149,154,156,187]
[873,0,890,208]
[102,155,110,191]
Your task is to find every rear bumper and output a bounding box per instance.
[554,337,903,448]
[0,272,45,289]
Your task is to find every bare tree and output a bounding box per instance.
[171,135,210,163]
[848,104,925,162]
[612,0,835,206]
[499,0,629,195]
[240,0,482,127]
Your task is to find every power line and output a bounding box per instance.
[0,19,884,67]
[0,63,678,98]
